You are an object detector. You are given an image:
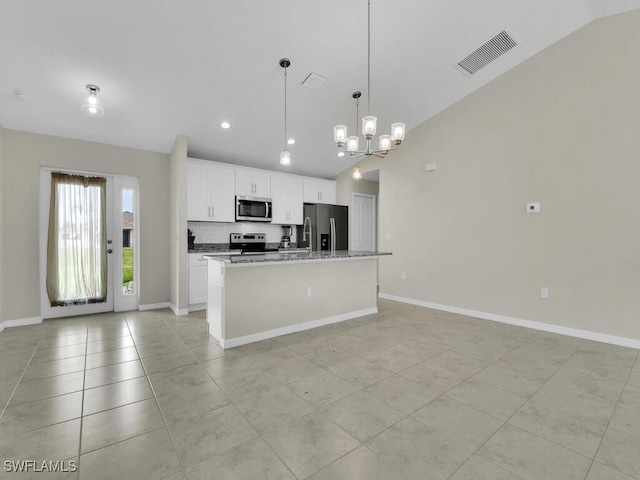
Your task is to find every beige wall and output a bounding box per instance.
[335,174,379,250]
[0,123,4,325]
[338,11,640,341]
[169,135,188,313]
[1,130,171,321]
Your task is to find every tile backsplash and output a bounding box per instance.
[188,222,297,245]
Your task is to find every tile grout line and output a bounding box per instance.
[0,326,49,422]
[125,311,199,478]
[582,348,640,480]
[73,322,91,480]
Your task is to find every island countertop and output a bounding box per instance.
[204,250,391,266]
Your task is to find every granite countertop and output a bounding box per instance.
[205,250,391,265]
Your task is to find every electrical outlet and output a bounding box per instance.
[401,272,406,280]
[306,286,312,297]
[540,287,549,299]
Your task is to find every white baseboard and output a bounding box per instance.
[138,302,171,311]
[378,293,640,350]
[0,316,43,332]
[168,303,189,316]
[139,302,187,316]
[217,307,378,349]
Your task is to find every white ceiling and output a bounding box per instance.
[1,0,639,179]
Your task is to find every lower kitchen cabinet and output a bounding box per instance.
[188,254,207,308]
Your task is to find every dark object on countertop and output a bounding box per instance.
[188,229,196,250]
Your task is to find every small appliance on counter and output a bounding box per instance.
[188,229,196,250]
[280,226,292,249]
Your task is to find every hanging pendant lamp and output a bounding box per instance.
[279,58,291,166]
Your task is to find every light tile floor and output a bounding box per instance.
[0,299,639,479]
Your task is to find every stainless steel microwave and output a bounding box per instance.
[236,196,272,222]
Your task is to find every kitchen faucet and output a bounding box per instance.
[302,216,312,252]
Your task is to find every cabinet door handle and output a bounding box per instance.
[208,206,211,217]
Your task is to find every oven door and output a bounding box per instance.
[236,196,272,222]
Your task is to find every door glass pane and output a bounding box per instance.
[122,189,134,295]
[46,173,107,306]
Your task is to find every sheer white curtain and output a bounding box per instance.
[46,172,107,306]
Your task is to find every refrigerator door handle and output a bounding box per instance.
[330,217,336,253]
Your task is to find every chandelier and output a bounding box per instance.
[333,0,405,160]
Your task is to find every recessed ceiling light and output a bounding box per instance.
[337,151,345,157]
[221,122,230,129]
[287,138,295,145]
[13,90,30,102]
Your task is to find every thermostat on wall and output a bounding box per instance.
[526,202,540,214]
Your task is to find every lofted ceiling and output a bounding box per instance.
[1,0,639,179]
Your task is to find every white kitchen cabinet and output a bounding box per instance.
[187,160,235,222]
[303,178,336,204]
[235,169,271,197]
[271,174,304,225]
[188,253,208,307]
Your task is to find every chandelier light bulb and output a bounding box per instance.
[362,116,377,139]
[337,151,345,157]
[334,125,348,147]
[379,135,391,152]
[391,122,406,144]
[353,166,362,179]
[346,136,359,153]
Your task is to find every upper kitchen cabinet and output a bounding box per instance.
[236,169,271,198]
[271,174,304,225]
[187,159,235,222]
[303,178,336,204]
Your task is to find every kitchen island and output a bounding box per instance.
[205,251,391,348]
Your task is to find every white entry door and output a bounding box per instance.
[352,193,376,251]
[40,170,140,318]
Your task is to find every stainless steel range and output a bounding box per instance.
[229,233,279,255]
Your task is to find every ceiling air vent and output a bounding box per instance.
[301,72,327,91]
[457,30,518,75]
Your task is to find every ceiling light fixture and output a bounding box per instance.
[334,0,405,163]
[287,138,295,145]
[13,90,30,102]
[221,121,230,129]
[353,166,362,179]
[81,84,104,117]
[279,58,291,166]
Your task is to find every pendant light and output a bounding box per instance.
[81,84,104,117]
[279,58,291,166]
[334,0,405,160]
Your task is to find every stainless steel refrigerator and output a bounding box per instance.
[297,203,348,251]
